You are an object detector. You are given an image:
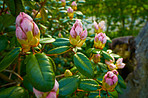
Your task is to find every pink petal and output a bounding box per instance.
[16,26,26,40]
[46,91,56,98]
[106,78,113,86]
[70,27,76,38]
[80,29,87,39]
[22,12,33,21]
[75,25,82,36]
[16,13,23,26]
[21,18,33,33]
[112,75,118,84]
[52,79,59,92]
[33,88,44,98]
[33,22,39,36]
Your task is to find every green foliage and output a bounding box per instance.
[26,53,55,92]
[59,75,80,96]
[0,86,29,98]
[0,47,21,72]
[74,52,94,78]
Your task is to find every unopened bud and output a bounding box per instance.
[16,12,40,52]
[64,69,73,77]
[69,19,87,47]
[94,32,106,49]
[94,21,106,33]
[67,7,74,20]
[71,1,77,11]
[92,53,101,63]
[61,0,66,7]
[102,71,118,91]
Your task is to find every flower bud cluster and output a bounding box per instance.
[69,19,87,47]
[94,21,105,33]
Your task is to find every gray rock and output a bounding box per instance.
[119,22,148,98]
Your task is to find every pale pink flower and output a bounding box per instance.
[105,55,115,65]
[71,1,77,6]
[116,58,125,69]
[67,7,73,13]
[94,32,107,44]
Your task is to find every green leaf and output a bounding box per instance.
[79,79,99,91]
[115,84,123,94]
[23,75,33,92]
[102,51,113,61]
[59,75,80,96]
[106,36,112,43]
[111,53,121,59]
[73,52,94,78]
[59,10,67,13]
[0,35,8,52]
[118,75,126,89]
[41,8,48,21]
[0,86,29,98]
[26,53,55,92]
[14,0,25,16]
[75,11,83,16]
[47,46,70,55]
[40,38,55,43]
[88,91,99,98]
[108,90,118,98]
[48,57,56,72]
[0,47,21,72]
[4,0,15,16]
[52,38,70,46]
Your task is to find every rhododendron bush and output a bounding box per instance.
[0,0,126,98]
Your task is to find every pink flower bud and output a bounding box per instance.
[105,55,115,65]
[94,32,107,49]
[61,0,66,7]
[52,79,59,92]
[112,70,119,75]
[94,21,106,33]
[61,0,65,2]
[15,12,40,52]
[92,53,101,63]
[71,1,77,6]
[67,7,73,13]
[71,1,77,11]
[33,79,59,98]
[116,58,125,69]
[102,71,118,91]
[69,19,87,47]
[46,91,56,98]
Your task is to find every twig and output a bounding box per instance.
[0,82,17,88]
[9,64,17,79]
[55,74,65,78]
[0,73,14,82]
[4,70,23,81]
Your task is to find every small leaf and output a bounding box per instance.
[115,84,123,94]
[47,46,70,55]
[52,38,70,46]
[75,11,83,16]
[106,36,112,43]
[40,38,55,43]
[59,75,80,96]
[102,51,113,61]
[73,52,94,78]
[118,75,126,89]
[0,35,8,52]
[111,53,121,59]
[26,53,55,92]
[40,8,48,21]
[0,86,29,98]
[59,10,67,13]
[0,47,21,72]
[108,90,118,98]
[79,79,99,91]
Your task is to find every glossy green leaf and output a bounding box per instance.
[106,36,112,43]
[0,35,8,52]
[115,84,123,94]
[23,75,33,92]
[0,47,21,72]
[102,51,113,61]
[79,79,99,91]
[59,10,67,13]
[88,91,99,98]
[52,38,70,46]
[48,57,56,72]
[73,52,94,78]
[111,53,121,59]
[40,38,55,43]
[0,86,29,98]
[26,53,55,92]
[118,75,126,89]
[59,75,80,96]
[75,11,83,16]
[108,90,118,98]
[47,46,70,55]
